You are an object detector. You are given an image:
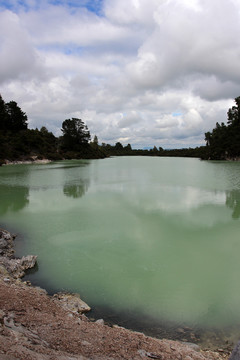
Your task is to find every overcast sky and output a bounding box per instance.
[1,0,240,148]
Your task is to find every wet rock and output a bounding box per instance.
[177,328,185,334]
[0,230,11,241]
[183,342,201,352]
[0,255,37,278]
[20,255,37,270]
[0,229,15,258]
[229,341,240,360]
[0,239,8,249]
[53,292,91,314]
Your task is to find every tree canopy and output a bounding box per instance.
[0,96,106,162]
[61,118,91,151]
[204,96,240,159]
[3,93,240,163]
[0,95,28,132]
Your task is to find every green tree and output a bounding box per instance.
[204,96,240,159]
[93,135,98,145]
[91,135,99,150]
[61,118,90,151]
[204,131,212,147]
[115,142,123,150]
[5,101,28,132]
[0,95,7,131]
[227,96,240,125]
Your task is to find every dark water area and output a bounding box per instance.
[1,157,240,351]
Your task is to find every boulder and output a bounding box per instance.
[0,254,37,279]
[53,292,91,314]
[230,341,240,360]
[0,239,8,249]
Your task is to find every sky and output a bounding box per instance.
[1,0,240,149]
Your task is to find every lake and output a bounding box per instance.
[1,156,240,347]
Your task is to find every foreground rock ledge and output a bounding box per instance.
[0,229,227,360]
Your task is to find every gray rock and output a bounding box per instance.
[20,255,38,270]
[0,239,8,249]
[183,342,200,352]
[229,340,240,360]
[0,230,11,241]
[53,292,91,314]
[0,254,37,278]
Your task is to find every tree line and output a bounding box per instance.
[102,96,240,160]
[1,93,240,164]
[204,96,240,160]
[0,95,106,163]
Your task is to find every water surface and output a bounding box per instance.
[1,157,240,346]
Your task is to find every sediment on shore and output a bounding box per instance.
[2,158,51,165]
[0,228,229,359]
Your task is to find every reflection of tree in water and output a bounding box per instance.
[226,190,240,219]
[0,186,29,215]
[63,179,90,199]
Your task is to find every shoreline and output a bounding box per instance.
[3,158,52,165]
[0,228,230,359]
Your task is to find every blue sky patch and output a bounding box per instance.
[0,0,104,15]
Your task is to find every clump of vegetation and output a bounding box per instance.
[99,141,207,158]
[0,95,106,162]
[203,96,240,160]
[1,94,240,163]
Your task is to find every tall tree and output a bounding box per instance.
[5,101,28,132]
[204,96,240,159]
[61,118,91,150]
[227,96,240,126]
[0,95,7,131]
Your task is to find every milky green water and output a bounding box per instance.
[1,157,240,341]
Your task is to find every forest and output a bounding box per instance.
[0,94,239,164]
[203,96,240,160]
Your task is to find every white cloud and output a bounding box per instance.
[1,0,240,148]
[0,10,45,83]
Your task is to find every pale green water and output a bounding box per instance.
[1,157,240,343]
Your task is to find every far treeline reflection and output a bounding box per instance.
[1,94,240,162]
[0,161,240,219]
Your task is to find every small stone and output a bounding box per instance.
[177,328,185,333]
[113,324,125,329]
[3,277,10,283]
[96,319,104,325]
[138,349,147,358]
[82,340,91,346]
[0,239,8,249]
[183,342,201,352]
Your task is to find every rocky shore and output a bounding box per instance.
[2,157,51,165]
[0,229,230,359]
